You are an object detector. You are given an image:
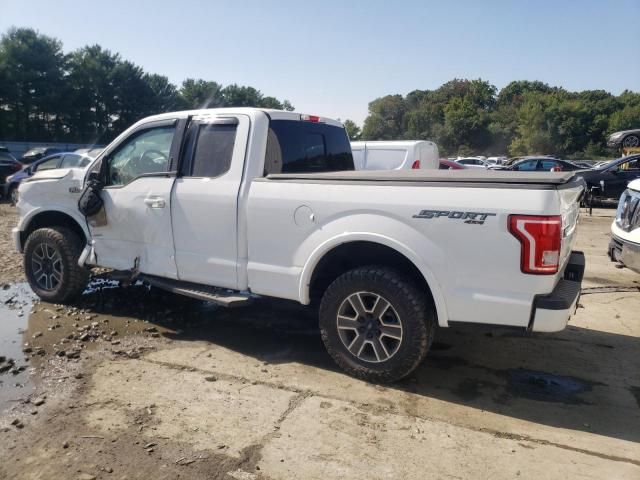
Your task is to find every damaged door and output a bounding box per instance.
[87,119,182,278]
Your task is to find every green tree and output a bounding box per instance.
[362,95,406,140]
[343,119,361,140]
[0,27,67,141]
[179,78,223,109]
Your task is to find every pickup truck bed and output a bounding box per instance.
[265,169,580,186]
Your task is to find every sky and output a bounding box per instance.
[1,0,639,124]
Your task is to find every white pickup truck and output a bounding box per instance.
[13,108,586,382]
[609,178,640,273]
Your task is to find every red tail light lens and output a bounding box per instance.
[508,215,562,274]
[412,160,421,169]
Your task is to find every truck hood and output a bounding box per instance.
[18,167,86,216]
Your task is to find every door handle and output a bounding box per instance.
[144,197,166,208]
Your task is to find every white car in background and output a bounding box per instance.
[487,156,508,165]
[455,157,489,169]
[351,141,439,170]
[609,178,640,273]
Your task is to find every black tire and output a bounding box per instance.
[319,266,435,383]
[24,227,90,303]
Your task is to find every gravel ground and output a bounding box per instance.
[0,206,638,480]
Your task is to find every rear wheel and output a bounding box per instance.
[24,227,90,303]
[319,266,435,382]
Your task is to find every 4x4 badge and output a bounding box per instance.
[413,210,496,225]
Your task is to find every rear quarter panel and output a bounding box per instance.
[247,180,570,328]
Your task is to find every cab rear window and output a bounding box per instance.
[264,120,354,174]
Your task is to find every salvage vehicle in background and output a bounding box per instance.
[20,146,63,164]
[607,128,640,149]
[455,157,489,168]
[0,151,23,199]
[351,140,439,170]
[439,159,466,170]
[14,108,585,382]
[575,154,640,203]
[494,157,585,172]
[609,179,640,273]
[4,153,92,205]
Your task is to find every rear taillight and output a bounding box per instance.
[508,215,562,274]
[411,160,421,169]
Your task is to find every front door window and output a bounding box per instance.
[106,126,175,186]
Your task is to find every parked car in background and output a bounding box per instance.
[455,157,489,169]
[351,141,439,170]
[0,151,23,198]
[593,160,613,169]
[20,146,63,164]
[487,156,508,165]
[74,147,104,158]
[494,158,585,172]
[607,128,640,149]
[570,161,595,169]
[501,155,557,167]
[3,152,91,204]
[575,154,640,202]
[439,159,466,170]
[609,179,640,273]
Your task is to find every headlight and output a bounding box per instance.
[609,132,623,139]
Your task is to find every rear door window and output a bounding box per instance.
[183,122,238,178]
[540,160,559,170]
[265,120,353,174]
[515,160,538,171]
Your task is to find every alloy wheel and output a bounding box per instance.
[336,291,403,363]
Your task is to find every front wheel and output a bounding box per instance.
[24,227,90,303]
[319,266,435,383]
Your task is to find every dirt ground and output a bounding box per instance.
[0,203,638,480]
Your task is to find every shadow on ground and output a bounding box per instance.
[25,280,637,446]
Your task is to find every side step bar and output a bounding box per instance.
[141,275,253,308]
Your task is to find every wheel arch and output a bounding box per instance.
[301,235,449,327]
[19,208,89,252]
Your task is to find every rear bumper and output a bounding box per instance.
[529,251,584,332]
[609,234,640,274]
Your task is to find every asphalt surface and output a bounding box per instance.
[0,204,638,479]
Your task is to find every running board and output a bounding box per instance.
[141,275,252,308]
